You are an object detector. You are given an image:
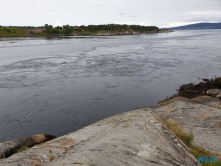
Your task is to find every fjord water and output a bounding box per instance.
[0,30,220,142]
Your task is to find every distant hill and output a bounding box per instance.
[163,22,221,30]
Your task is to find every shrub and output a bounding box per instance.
[29,31,35,35]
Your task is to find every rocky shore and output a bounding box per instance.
[0,134,56,159]
[159,77,221,104]
[0,107,202,166]
[0,77,220,166]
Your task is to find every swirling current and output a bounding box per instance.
[0,30,221,142]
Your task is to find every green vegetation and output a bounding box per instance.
[0,27,27,37]
[42,24,159,35]
[162,117,221,166]
[0,24,160,37]
[17,146,29,153]
[43,24,74,35]
[78,24,159,33]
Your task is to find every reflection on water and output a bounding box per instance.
[0,30,221,142]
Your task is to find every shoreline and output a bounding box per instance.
[0,30,173,38]
[158,77,221,104]
[0,77,220,159]
[1,95,221,165]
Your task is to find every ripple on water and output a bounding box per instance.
[0,30,221,142]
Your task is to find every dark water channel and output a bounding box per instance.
[0,30,221,142]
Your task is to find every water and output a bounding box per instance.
[0,30,220,142]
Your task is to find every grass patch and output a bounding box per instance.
[162,118,193,146]
[190,146,221,166]
[17,146,29,153]
[0,27,28,37]
[162,117,221,166]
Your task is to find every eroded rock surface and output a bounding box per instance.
[155,96,221,154]
[0,110,200,166]
[0,134,56,159]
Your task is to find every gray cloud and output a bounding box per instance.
[0,0,220,28]
[118,13,127,16]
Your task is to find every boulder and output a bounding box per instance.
[207,89,221,97]
[216,92,221,99]
[0,134,56,159]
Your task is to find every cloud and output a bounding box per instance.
[53,21,62,27]
[161,22,199,28]
[118,13,127,15]
[185,11,221,22]
[0,0,220,27]
[117,22,150,26]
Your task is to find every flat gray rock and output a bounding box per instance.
[155,96,221,154]
[0,109,200,166]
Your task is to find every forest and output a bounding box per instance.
[43,24,159,35]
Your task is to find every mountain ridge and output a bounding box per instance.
[163,22,221,30]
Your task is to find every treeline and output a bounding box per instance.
[79,24,159,32]
[43,24,159,35]
[1,26,44,28]
[44,24,73,35]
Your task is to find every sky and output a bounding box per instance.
[0,0,220,28]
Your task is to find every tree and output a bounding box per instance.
[63,25,73,35]
[44,24,53,34]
